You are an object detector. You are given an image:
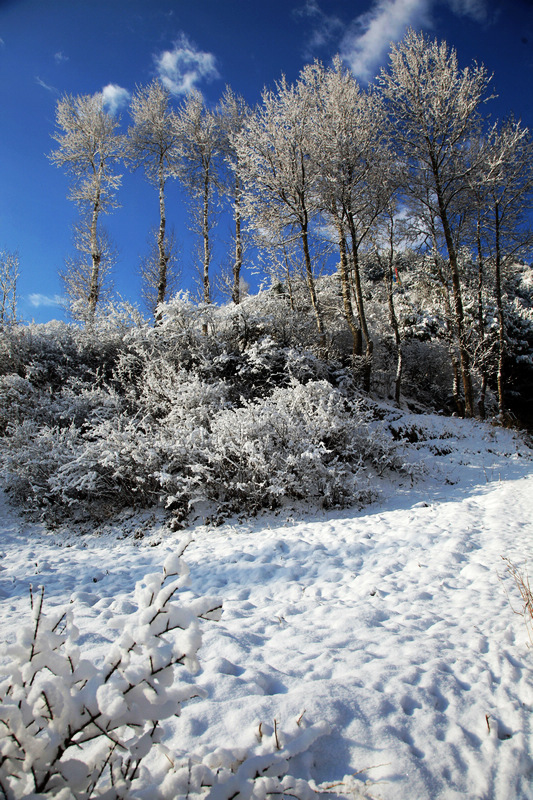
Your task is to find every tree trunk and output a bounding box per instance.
[87,191,101,324]
[494,203,506,417]
[384,253,403,405]
[432,160,474,416]
[156,166,168,319]
[432,246,465,416]
[300,212,326,351]
[475,217,487,419]
[202,168,211,336]
[336,221,361,357]
[203,171,210,304]
[232,175,243,304]
[346,211,373,392]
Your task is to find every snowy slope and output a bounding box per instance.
[1,412,533,799]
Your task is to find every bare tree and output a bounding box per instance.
[470,119,533,416]
[379,29,492,417]
[127,80,180,319]
[236,75,326,348]
[217,87,251,304]
[0,249,19,326]
[49,93,123,323]
[306,57,392,388]
[175,91,221,313]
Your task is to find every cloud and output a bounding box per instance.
[446,0,488,23]
[154,33,219,96]
[340,0,432,83]
[339,0,489,83]
[35,76,58,93]
[294,0,344,55]
[28,293,65,308]
[101,83,131,114]
[54,51,69,64]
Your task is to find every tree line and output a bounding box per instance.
[48,29,533,420]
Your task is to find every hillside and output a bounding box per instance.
[1,409,532,799]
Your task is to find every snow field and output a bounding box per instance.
[0,414,532,798]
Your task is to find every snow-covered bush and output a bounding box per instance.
[138,362,230,426]
[0,546,329,800]
[49,381,125,431]
[207,380,402,512]
[0,375,45,435]
[0,420,84,510]
[151,718,330,800]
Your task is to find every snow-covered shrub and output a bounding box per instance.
[0,420,84,510]
[0,546,329,800]
[138,361,230,427]
[207,380,401,512]
[0,544,220,798]
[68,414,209,513]
[49,381,125,431]
[0,375,46,435]
[0,415,157,517]
[151,718,330,800]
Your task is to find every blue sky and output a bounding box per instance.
[1,0,532,323]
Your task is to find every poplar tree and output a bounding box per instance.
[50,93,123,323]
[175,91,221,310]
[471,119,533,416]
[217,87,251,304]
[127,80,180,318]
[305,58,392,389]
[379,29,492,417]
[236,76,326,348]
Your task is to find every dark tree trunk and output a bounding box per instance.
[346,211,373,392]
[432,158,474,416]
[232,175,243,304]
[494,203,506,417]
[336,221,362,357]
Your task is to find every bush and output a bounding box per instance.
[0,545,330,799]
[205,380,401,513]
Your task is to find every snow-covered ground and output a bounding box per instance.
[1,411,533,799]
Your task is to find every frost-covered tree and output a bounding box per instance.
[236,75,326,347]
[127,80,181,319]
[50,93,124,323]
[472,119,533,416]
[0,249,19,327]
[175,91,222,310]
[306,58,392,388]
[217,87,251,304]
[379,29,492,417]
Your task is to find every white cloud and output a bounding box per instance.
[154,33,219,96]
[294,0,344,54]
[28,293,65,308]
[35,76,58,93]
[447,0,488,23]
[54,51,69,64]
[340,0,431,83]
[101,84,131,114]
[339,0,489,83]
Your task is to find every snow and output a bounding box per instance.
[1,410,533,798]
